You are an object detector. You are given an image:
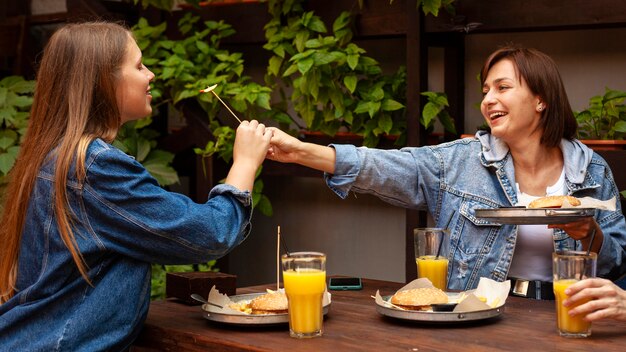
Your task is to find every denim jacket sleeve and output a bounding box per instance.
[324,143,441,211]
[581,153,626,280]
[79,141,252,264]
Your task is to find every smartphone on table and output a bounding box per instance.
[328,277,362,290]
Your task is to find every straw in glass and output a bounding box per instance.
[436,211,455,259]
[580,228,597,280]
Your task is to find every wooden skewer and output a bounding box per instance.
[199,84,242,123]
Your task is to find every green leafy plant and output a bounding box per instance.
[0,76,34,186]
[132,14,273,216]
[421,91,456,134]
[388,0,456,16]
[264,1,407,147]
[132,14,276,299]
[575,87,626,140]
[193,124,272,215]
[113,119,180,186]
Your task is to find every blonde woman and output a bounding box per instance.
[0,22,271,350]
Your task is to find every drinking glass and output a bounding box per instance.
[281,252,326,338]
[414,228,450,290]
[552,250,597,338]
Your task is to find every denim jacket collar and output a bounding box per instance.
[476,130,596,188]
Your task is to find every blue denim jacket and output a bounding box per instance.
[326,131,626,290]
[0,139,252,351]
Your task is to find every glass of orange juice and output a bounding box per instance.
[414,228,450,290]
[281,252,326,338]
[552,250,597,338]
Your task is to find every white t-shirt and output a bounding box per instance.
[509,169,566,281]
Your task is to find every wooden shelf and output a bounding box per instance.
[425,0,626,33]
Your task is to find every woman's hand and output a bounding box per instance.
[226,120,272,192]
[266,127,336,174]
[266,127,303,164]
[564,278,626,322]
[233,120,272,168]
[549,218,603,253]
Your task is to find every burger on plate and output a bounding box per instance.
[390,287,449,311]
[249,292,288,314]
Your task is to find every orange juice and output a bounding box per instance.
[416,255,448,290]
[283,269,326,336]
[554,279,591,337]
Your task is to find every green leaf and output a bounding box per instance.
[602,89,626,104]
[144,163,180,186]
[196,40,210,54]
[421,0,443,16]
[0,106,17,124]
[613,120,626,133]
[378,114,393,134]
[381,99,404,111]
[144,150,175,165]
[257,195,273,216]
[282,64,299,78]
[439,110,457,134]
[307,17,327,33]
[422,101,441,121]
[256,93,271,110]
[0,130,18,149]
[368,101,381,118]
[371,87,385,101]
[347,54,359,70]
[268,56,283,76]
[332,12,352,33]
[343,75,357,94]
[136,139,151,162]
[294,31,309,52]
[0,146,19,175]
[354,101,370,115]
[297,58,315,74]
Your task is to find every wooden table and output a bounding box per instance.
[132,278,626,351]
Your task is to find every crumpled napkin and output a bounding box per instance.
[374,277,510,313]
[574,196,616,211]
[204,285,332,314]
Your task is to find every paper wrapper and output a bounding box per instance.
[573,196,616,211]
[204,285,331,315]
[374,277,510,313]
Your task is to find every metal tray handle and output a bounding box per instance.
[545,209,589,216]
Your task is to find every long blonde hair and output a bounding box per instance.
[0,22,131,303]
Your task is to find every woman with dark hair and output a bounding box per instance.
[0,22,272,350]
[267,46,626,299]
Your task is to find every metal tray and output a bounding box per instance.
[376,295,502,323]
[202,292,330,326]
[475,207,595,225]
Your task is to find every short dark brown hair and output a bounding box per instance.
[480,46,577,147]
